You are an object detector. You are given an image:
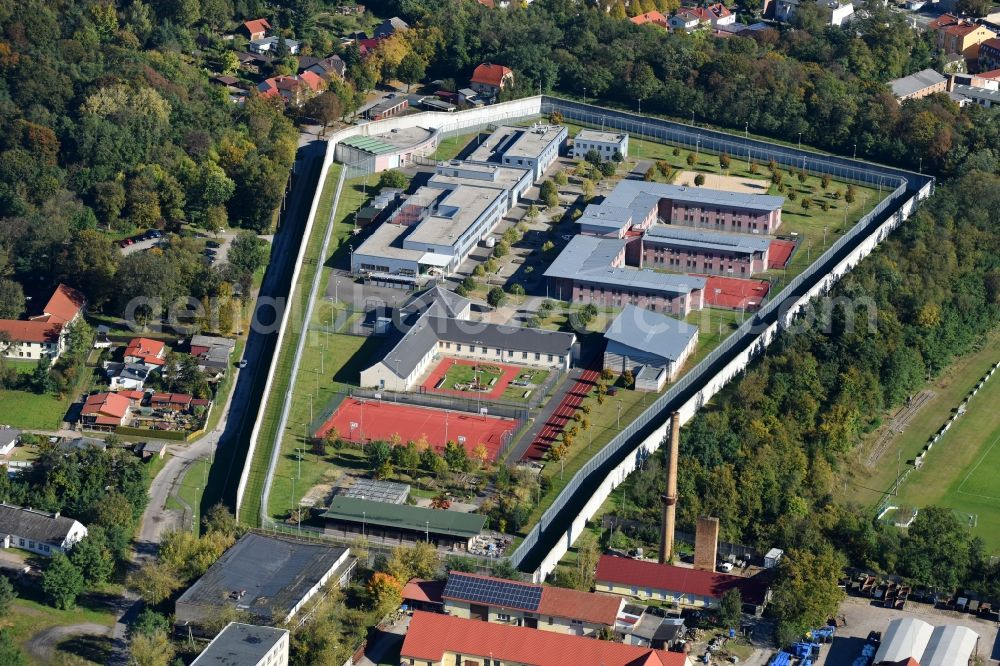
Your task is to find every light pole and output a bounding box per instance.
[362,511,366,537]
[823,226,828,248]
[616,400,622,429]
[797,132,802,149]
[695,139,700,160]
[583,87,586,105]
[744,122,749,140]
[852,143,857,159]
[425,520,430,542]
[691,109,695,125]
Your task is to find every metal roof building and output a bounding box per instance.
[191,623,289,666]
[923,625,980,666]
[874,618,980,666]
[643,226,771,255]
[341,478,411,504]
[321,497,486,548]
[874,617,934,664]
[604,304,699,383]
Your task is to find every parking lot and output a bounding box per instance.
[818,596,1000,666]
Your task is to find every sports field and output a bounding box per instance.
[893,360,1000,552]
[702,275,770,310]
[315,398,516,461]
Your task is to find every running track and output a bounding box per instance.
[521,362,601,461]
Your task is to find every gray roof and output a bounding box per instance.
[952,83,1000,104]
[401,285,472,319]
[374,16,409,37]
[0,427,21,449]
[0,503,82,546]
[545,235,706,296]
[342,478,410,504]
[631,614,685,641]
[575,129,627,144]
[379,312,576,379]
[176,533,351,624]
[635,365,666,383]
[191,335,236,351]
[643,225,772,255]
[192,622,288,666]
[59,436,107,452]
[890,68,946,98]
[604,180,784,214]
[604,304,699,362]
[138,441,168,454]
[112,363,151,383]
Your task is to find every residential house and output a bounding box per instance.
[603,304,699,384]
[0,283,85,361]
[374,16,409,38]
[106,362,152,390]
[469,63,514,98]
[770,0,854,26]
[150,392,194,412]
[190,335,235,378]
[979,38,1000,71]
[0,503,88,556]
[299,70,325,95]
[302,55,347,80]
[0,427,20,457]
[259,75,310,106]
[400,611,693,666]
[175,533,356,633]
[58,436,109,452]
[236,51,272,74]
[440,571,625,636]
[124,337,167,367]
[668,8,705,32]
[691,3,736,28]
[930,14,996,60]
[889,68,948,101]
[402,578,446,613]
[192,623,289,666]
[136,440,168,461]
[248,36,301,55]
[631,10,669,27]
[81,392,132,428]
[238,18,270,41]
[595,556,773,615]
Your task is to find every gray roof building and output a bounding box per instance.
[0,503,88,555]
[374,16,409,38]
[952,83,1000,107]
[545,235,706,297]
[342,478,411,504]
[175,533,355,629]
[0,427,21,453]
[889,68,947,99]
[401,286,472,320]
[604,305,699,363]
[643,226,772,255]
[322,497,485,542]
[191,622,289,666]
[604,180,784,215]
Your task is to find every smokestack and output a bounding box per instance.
[694,516,720,572]
[659,411,681,564]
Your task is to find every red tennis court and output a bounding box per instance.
[704,275,770,310]
[421,358,521,400]
[315,398,515,461]
[768,239,796,269]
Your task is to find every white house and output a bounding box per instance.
[248,36,301,55]
[106,363,152,390]
[773,0,853,26]
[573,130,629,161]
[0,284,85,361]
[0,503,88,556]
[0,427,20,457]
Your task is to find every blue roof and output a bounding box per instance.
[544,236,706,296]
[604,304,699,361]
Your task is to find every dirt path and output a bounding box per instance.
[25,623,113,664]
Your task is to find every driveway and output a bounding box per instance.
[25,623,115,664]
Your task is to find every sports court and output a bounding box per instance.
[768,239,797,269]
[315,398,516,461]
[703,275,770,310]
[421,358,521,400]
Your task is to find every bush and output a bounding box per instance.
[599,161,616,177]
[788,190,797,201]
[672,147,680,156]
[487,286,507,308]
[378,169,408,190]
[686,153,696,167]
[492,240,510,258]
[644,167,655,182]
[694,174,706,186]
[473,264,486,277]
[554,171,568,186]
[719,153,731,170]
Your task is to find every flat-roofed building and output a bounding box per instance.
[351,185,506,278]
[192,623,289,666]
[544,235,706,317]
[572,129,629,160]
[603,304,699,382]
[400,611,693,666]
[321,497,485,549]
[429,160,532,204]
[440,571,624,636]
[175,533,355,633]
[642,225,771,276]
[468,124,567,182]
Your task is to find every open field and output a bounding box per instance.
[840,331,1000,514]
[2,594,116,665]
[674,170,767,193]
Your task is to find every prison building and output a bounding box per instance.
[572,130,629,160]
[641,225,771,276]
[603,304,699,384]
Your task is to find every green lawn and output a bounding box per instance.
[435,362,504,391]
[500,369,550,402]
[3,595,116,664]
[890,353,1000,553]
[430,132,481,162]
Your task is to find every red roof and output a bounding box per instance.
[0,320,61,344]
[82,392,131,419]
[631,11,667,25]
[117,390,146,402]
[538,583,623,626]
[34,284,85,324]
[978,67,1000,78]
[151,392,192,407]
[983,38,1000,51]
[401,611,685,666]
[595,556,770,605]
[471,63,513,88]
[242,18,270,35]
[929,13,961,29]
[402,578,445,605]
[299,70,325,92]
[124,337,166,366]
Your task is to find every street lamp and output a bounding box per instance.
[362,511,366,537]
[425,520,430,542]
[616,400,622,429]
[852,143,857,159]
[797,132,802,149]
[583,87,587,105]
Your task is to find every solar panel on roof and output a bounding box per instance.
[443,573,542,611]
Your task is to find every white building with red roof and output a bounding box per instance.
[0,283,85,361]
[400,611,692,666]
[123,337,167,367]
[470,63,514,98]
[239,18,271,41]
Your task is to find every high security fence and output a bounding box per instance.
[507,98,934,572]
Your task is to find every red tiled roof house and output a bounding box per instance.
[150,392,194,412]
[123,337,167,367]
[595,555,773,615]
[440,571,624,636]
[0,284,85,361]
[239,18,271,41]
[81,392,132,428]
[631,11,669,27]
[470,63,514,97]
[400,611,693,666]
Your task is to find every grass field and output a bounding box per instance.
[436,363,503,390]
[890,356,1000,552]
[2,593,116,664]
